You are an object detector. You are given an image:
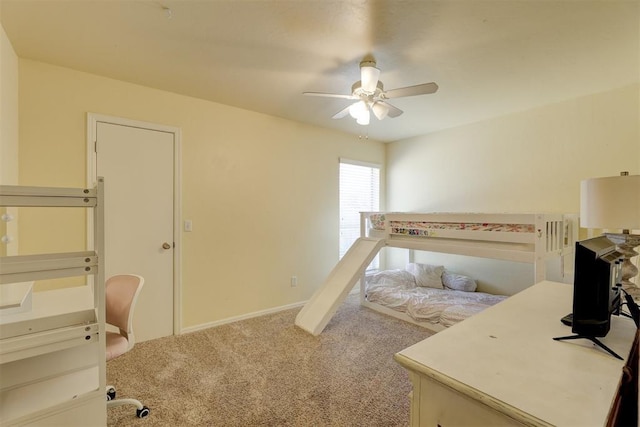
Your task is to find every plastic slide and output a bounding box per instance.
[295,237,386,335]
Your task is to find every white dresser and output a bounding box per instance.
[395,280,638,427]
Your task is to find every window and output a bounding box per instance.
[339,159,380,268]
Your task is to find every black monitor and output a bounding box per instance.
[571,236,623,337]
[554,236,626,359]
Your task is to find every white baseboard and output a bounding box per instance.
[180,300,308,334]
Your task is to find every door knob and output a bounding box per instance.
[162,242,172,250]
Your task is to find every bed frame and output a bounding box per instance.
[358,212,578,332]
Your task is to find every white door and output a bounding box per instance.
[94,119,176,342]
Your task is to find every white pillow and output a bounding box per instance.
[367,269,417,289]
[442,271,477,292]
[405,263,444,289]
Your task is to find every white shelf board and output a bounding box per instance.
[0,282,33,314]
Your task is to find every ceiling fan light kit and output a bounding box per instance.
[303,59,439,126]
[371,101,389,120]
[356,110,370,126]
[348,100,368,119]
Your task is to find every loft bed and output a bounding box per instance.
[295,211,578,336]
[357,212,578,333]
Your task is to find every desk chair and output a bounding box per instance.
[105,274,150,419]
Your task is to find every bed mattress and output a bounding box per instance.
[366,276,507,328]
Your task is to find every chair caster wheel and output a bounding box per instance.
[136,406,150,418]
[106,388,116,401]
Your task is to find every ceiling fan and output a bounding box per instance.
[303,59,438,125]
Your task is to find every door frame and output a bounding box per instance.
[86,113,182,336]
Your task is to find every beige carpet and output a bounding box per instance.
[107,294,432,426]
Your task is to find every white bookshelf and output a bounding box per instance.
[0,179,106,426]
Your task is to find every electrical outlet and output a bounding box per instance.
[290,276,298,287]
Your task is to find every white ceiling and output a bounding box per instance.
[1,0,638,142]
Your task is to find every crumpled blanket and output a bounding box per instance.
[366,281,506,328]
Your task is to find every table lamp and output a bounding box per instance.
[580,171,640,299]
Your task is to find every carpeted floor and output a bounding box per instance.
[107,294,432,426]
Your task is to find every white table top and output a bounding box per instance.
[0,285,94,324]
[0,285,96,341]
[395,280,638,427]
[0,282,33,310]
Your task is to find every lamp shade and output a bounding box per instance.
[371,101,389,120]
[360,65,380,93]
[356,108,370,125]
[580,174,640,230]
[348,100,368,119]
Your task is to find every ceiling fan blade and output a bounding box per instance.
[379,101,403,118]
[303,91,357,100]
[332,104,353,119]
[360,63,380,93]
[384,82,439,99]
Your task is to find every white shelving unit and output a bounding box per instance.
[0,179,106,426]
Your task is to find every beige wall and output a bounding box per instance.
[16,59,385,329]
[0,24,18,256]
[385,84,640,293]
[387,84,639,213]
[0,25,18,185]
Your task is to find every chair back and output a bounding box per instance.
[105,274,144,348]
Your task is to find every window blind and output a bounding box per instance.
[339,160,380,268]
